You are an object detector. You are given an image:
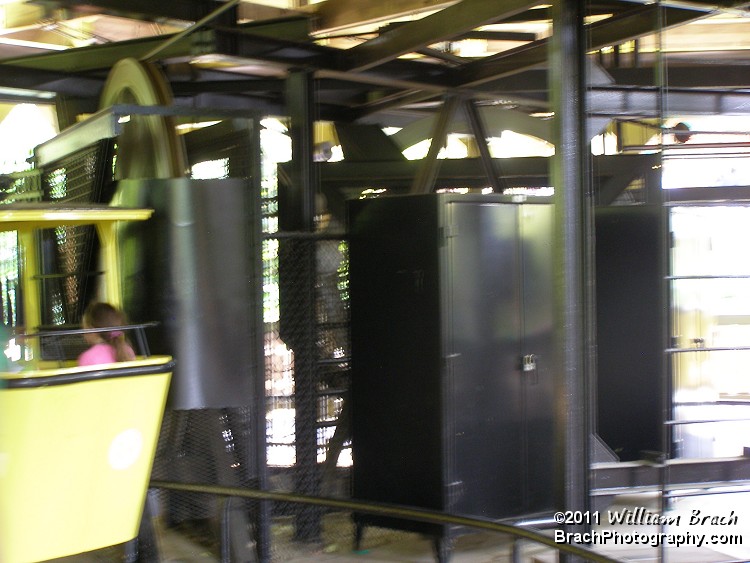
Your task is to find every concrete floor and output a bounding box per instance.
[155,492,750,563]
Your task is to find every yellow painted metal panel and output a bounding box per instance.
[0,357,172,563]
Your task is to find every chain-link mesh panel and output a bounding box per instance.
[0,168,42,203]
[42,140,115,204]
[150,407,260,560]
[185,121,254,180]
[37,225,97,329]
[268,234,351,474]
[34,140,115,358]
[0,172,27,333]
[0,234,21,331]
[247,207,357,558]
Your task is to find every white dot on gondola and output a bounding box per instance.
[108,429,143,470]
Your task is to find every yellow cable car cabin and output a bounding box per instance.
[0,204,173,563]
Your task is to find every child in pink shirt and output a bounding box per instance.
[77,302,136,366]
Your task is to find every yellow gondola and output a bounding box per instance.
[0,204,173,563]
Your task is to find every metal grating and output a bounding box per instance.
[36,139,115,355]
[150,407,260,559]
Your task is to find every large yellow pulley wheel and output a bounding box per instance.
[100,58,187,180]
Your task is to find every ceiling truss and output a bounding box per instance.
[0,0,748,135]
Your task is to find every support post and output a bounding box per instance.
[549,1,593,558]
[410,95,461,194]
[250,118,272,562]
[283,69,322,543]
[463,99,506,193]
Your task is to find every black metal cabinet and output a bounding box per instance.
[348,194,555,552]
[595,205,665,461]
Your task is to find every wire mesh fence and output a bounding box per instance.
[149,408,260,561]
[132,225,359,563]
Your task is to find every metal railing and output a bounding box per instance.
[148,480,624,563]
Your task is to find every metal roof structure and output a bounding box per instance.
[0,0,748,134]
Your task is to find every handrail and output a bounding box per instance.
[150,480,624,563]
[23,321,160,339]
[22,322,159,357]
[666,345,750,353]
[4,358,175,388]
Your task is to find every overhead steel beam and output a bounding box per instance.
[0,64,103,96]
[586,4,712,51]
[0,29,216,71]
[351,88,443,123]
[233,17,313,42]
[140,0,241,62]
[0,22,454,98]
[173,90,284,115]
[375,19,539,43]
[463,99,504,193]
[312,0,457,35]
[471,3,636,25]
[415,47,465,66]
[285,154,655,190]
[482,62,750,96]
[36,0,209,22]
[3,1,742,128]
[588,86,750,116]
[166,77,750,130]
[343,0,538,72]
[410,94,461,193]
[463,30,538,42]
[615,0,750,16]
[393,105,554,147]
[39,0,299,24]
[453,5,708,87]
[609,65,750,88]
[170,77,283,95]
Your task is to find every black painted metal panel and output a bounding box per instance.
[446,201,523,517]
[349,195,444,533]
[595,205,665,461]
[348,194,555,536]
[114,178,258,409]
[518,203,556,511]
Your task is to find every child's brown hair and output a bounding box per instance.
[82,302,133,362]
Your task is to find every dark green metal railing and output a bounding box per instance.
[150,480,624,563]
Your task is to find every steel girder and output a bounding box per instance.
[1,1,749,127]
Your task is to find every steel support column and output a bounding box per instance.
[463,99,505,193]
[284,69,322,543]
[410,94,460,194]
[249,119,272,563]
[550,0,593,555]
